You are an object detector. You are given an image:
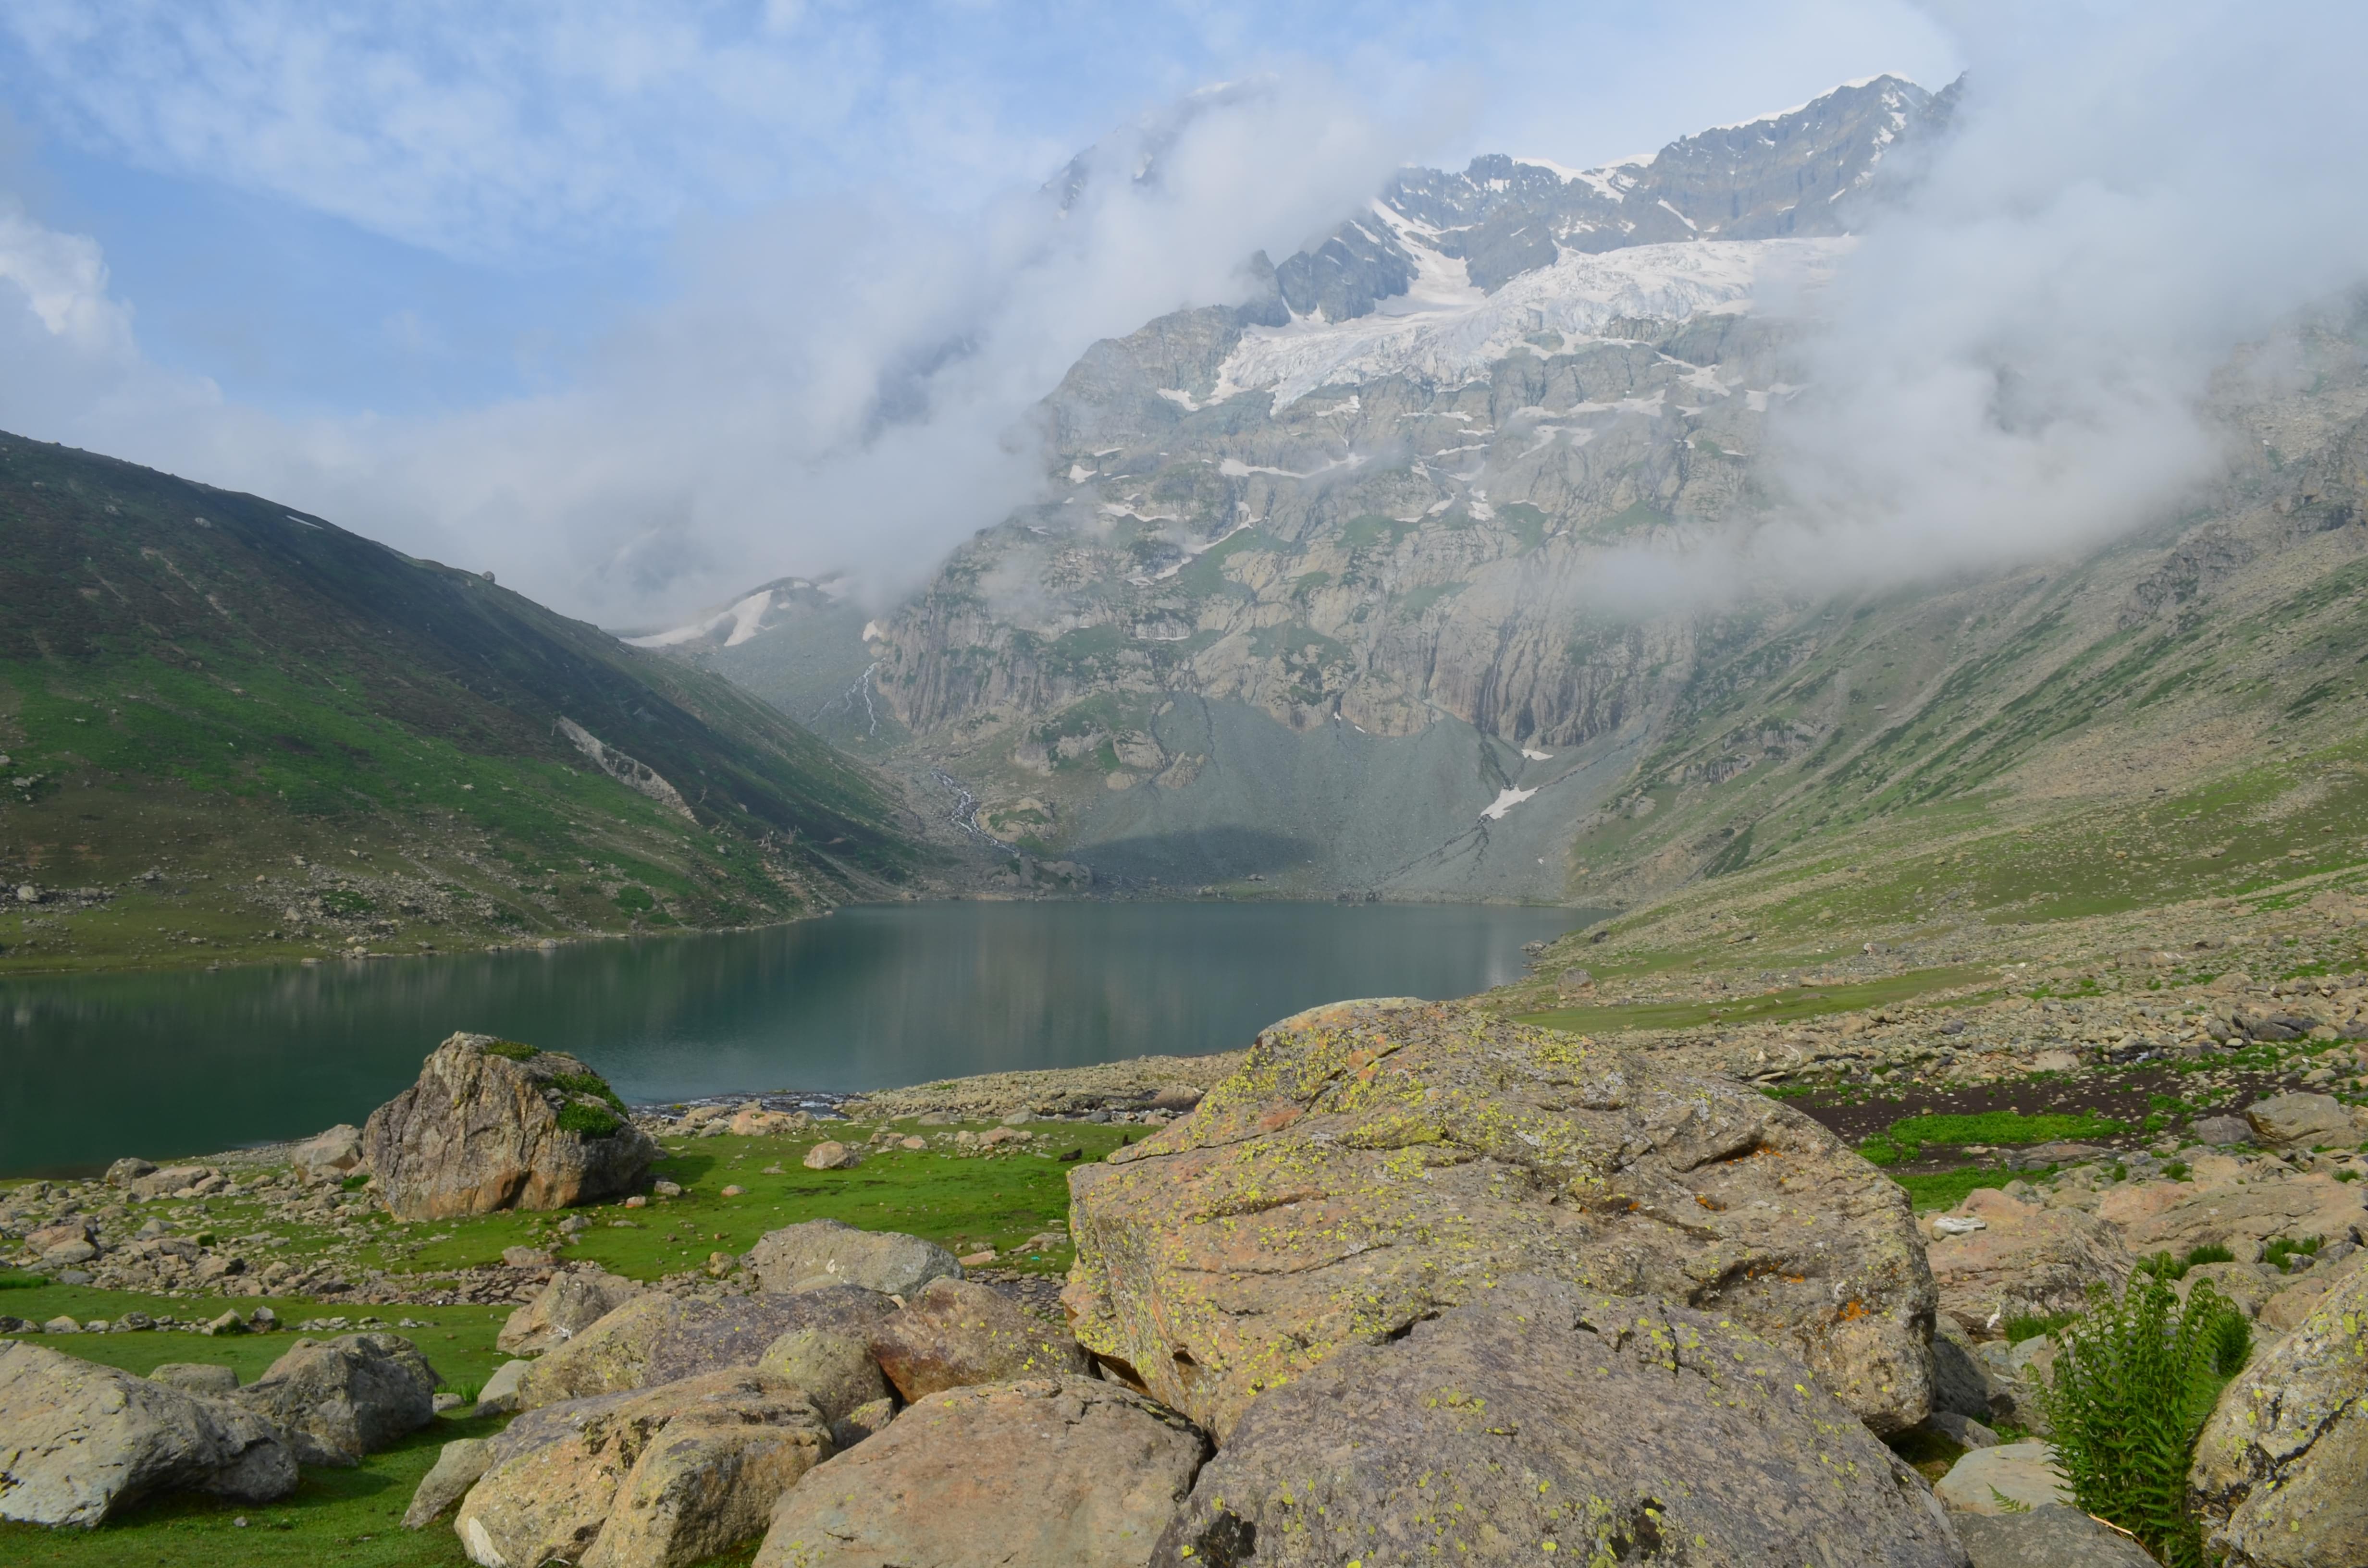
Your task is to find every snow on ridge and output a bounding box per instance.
[625,587,776,649]
[1703,74,1918,133]
[1217,236,1850,407]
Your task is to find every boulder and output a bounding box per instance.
[0,1342,297,1526]
[361,1033,657,1220]
[1924,1187,2134,1338]
[104,1156,157,1187]
[1153,1278,1964,1568]
[755,1330,888,1423]
[518,1286,896,1409]
[2108,1169,2365,1259]
[746,1218,960,1297]
[2192,1114,2254,1146]
[1931,1318,2016,1426]
[404,1436,493,1529]
[2173,1259,2283,1319]
[148,1363,239,1396]
[2190,1264,2368,1566]
[457,1369,829,1568]
[1951,1506,2158,1568]
[868,1278,1088,1402]
[231,1332,441,1466]
[800,1141,860,1171]
[291,1123,366,1183]
[757,1377,1208,1568]
[475,1359,532,1417]
[2244,1092,2354,1149]
[1935,1442,2072,1515]
[827,1396,894,1452]
[1064,999,1937,1439]
[499,1267,645,1354]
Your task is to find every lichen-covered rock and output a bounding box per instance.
[755,1330,888,1423]
[404,1437,493,1529]
[1153,1278,1965,1568]
[746,1219,960,1297]
[499,1267,645,1355]
[457,1369,828,1568]
[1925,1187,2134,1338]
[362,1033,657,1220]
[1950,1506,2158,1568]
[757,1377,1208,1568]
[1934,1443,2071,1515]
[2105,1168,2365,1260]
[1064,999,1936,1438]
[231,1332,441,1466]
[2189,1264,2368,1567]
[2244,1092,2354,1149]
[868,1278,1087,1402]
[518,1287,897,1409]
[0,1342,296,1526]
[148,1363,239,1396]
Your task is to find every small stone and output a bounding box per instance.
[401,1436,491,1529]
[200,1311,247,1337]
[653,1180,683,1198]
[720,1185,746,1198]
[474,1359,533,1416]
[622,1193,648,1208]
[1935,1442,2072,1515]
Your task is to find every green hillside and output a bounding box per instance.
[0,434,932,972]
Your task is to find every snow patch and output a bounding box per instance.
[1481,786,1538,821]
[625,587,775,649]
[1520,748,1553,761]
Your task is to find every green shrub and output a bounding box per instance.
[338,1174,370,1192]
[555,1101,623,1139]
[482,1039,542,1061]
[2003,1310,2079,1344]
[2137,1250,2190,1282]
[2041,1277,2249,1567]
[2184,1242,2234,1268]
[2161,1161,2191,1182]
[2262,1235,2321,1270]
[550,1070,627,1112]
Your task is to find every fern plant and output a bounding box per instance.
[2039,1276,2248,1568]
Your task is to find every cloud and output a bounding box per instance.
[1738,0,2368,587]
[0,71,1427,620]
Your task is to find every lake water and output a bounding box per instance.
[0,900,1591,1176]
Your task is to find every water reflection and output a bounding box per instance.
[0,900,1590,1175]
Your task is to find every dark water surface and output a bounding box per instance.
[0,901,1590,1176]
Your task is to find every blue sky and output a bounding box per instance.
[2,2,1986,618]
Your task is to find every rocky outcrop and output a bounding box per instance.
[2101,1166,2366,1260]
[1924,1187,2134,1338]
[456,1369,830,1568]
[757,1377,1209,1568]
[748,1219,959,1296]
[362,1033,657,1221]
[499,1267,646,1355]
[0,1342,297,1526]
[1154,1277,1964,1568]
[1064,999,1936,1438]
[518,1287,897,1409]
[231,1332,441,1467]
[2190,1265,2368,1567]
[868,1278,1087,1402]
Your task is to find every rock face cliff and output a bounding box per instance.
[651,73,2368,905]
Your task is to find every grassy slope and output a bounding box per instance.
[0,435,934,973]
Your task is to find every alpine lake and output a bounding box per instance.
[0,900,1592,1176]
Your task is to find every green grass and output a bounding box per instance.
[1891,1166,2017,1213]
[1859,1110,2127,1166]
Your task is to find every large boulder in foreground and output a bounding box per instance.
[456,1369,830,1568]
[746,1218,962,1297]
[0,1342,297,1526]
[757,1376,1208,1568]
[2190,1263,2368,1567]
[362,1033,657,1220]
[499,1266,646,1355]
[1153,1277,1965,1568]
[518,1286,897,1409]
[1064,999,1936,1438]
[231,1332,440,1467]
[1924,1187,2134,1338]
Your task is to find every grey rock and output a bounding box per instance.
[104,1157,157,1187]
[148,1363,239,1396]
[1932,1318,2014,1425]
[474,1358,532,1417]
[2244,1092,2352,1149]
[1152,1277,1965,1568]
[1935,1443,2071,1516]
[1953,1506,2158,1568]
[290,1124,365,1183]
[745,1219,960,1298]
[758,1376,1208,1568]
[755,1328,888,1423]
[361,1033,656,1220]
[826,1396,895,1452]
[867,1277,1088,1403]
[518,1286,898,1409]
[2191,1264,2368,1566]
[497,1266,644,1355]
[0,1341,296,1526]
[2193,1114,2255,1146]
[401,1436,491,1529]
[231,1332,441,1466]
